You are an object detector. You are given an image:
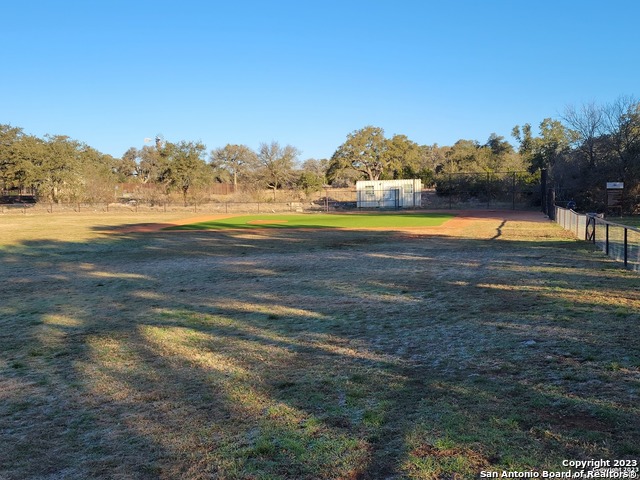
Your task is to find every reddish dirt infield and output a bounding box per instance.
[112,214,236,233]
[112,210,548,235]
[390,210,548,237]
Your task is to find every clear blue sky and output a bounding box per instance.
[2,0,639,161]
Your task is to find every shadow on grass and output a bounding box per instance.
[0,223,638,479]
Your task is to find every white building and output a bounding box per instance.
[356,179,422,209]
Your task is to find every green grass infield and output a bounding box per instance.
[165,212,455,230]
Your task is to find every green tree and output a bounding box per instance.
[137,144,169,186]
[210,144,258,189]
[78,147,119,203]
[115,147,139,182]
[329,126,388,181]
[485,133,514,159]
[296,159,328,194]
[0,125,32,192]
[443,139,481,173]
[512,124,534,157]
[165,140,210,205]
[325,161,362,186]
[32,135,85,202]
[536,119,573,171]
[383,134,422,179]
[483,133,523,172]
[421,144,449,179]
[513,119,573,173]
[296,171,324,194]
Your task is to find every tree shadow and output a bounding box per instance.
[1,223,638,478]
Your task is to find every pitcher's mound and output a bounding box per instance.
[246,220,289,225]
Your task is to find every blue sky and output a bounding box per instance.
[2,0,639,161]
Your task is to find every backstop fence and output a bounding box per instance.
[430,171,540,210]
[555,206,640,272]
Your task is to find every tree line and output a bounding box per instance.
[1,95,639,211]
[513,96,640,212]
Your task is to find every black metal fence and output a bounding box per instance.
[587,215,640,272]
[555,206,640,272]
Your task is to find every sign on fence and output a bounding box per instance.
[606,182,624,213]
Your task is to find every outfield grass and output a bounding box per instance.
[166,212,455,230]
[0,211,638,479]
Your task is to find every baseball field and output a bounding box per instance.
[1,210,638,479]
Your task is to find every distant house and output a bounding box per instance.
[356,179,422,209]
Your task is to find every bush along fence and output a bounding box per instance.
[555,206,640,272]
[433,171,540,210]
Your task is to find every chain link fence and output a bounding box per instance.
[555,206,589,240]
[2,173,542,215]
[555,206,640,272]
[429,171,540,210]
[0,200,327,215]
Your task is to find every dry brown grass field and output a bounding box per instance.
[0,209,638,479]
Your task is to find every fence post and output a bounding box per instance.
[546,188,555,220]
[624,229,628,268]
[540,169,547,214]
[606,224,609,255]
[588,215,596,243]
[485,172,489,209]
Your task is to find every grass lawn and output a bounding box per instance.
[165,212,455,230]
[616,216,640,229]
[0,210,639,479]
